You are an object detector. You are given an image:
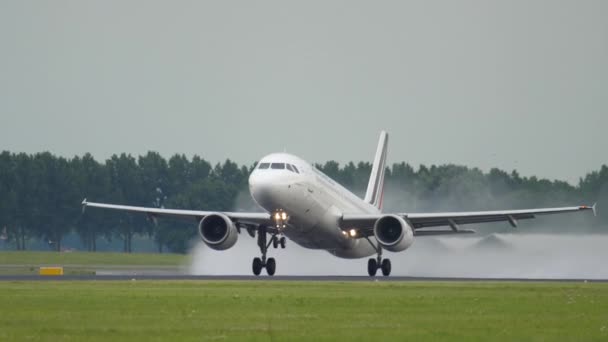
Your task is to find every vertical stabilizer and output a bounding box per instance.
[364,131,388,210]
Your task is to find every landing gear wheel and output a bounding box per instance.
[279,237,286,249]
[381,259,391,276]
[363,240,391,277]
[272,236,279,249]
[367,258,378,276]
[252,257,263,276]
[266,257,276,276]
[254,225,282,276]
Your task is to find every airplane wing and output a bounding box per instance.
[341,204,596,237]
[81,199,271,227]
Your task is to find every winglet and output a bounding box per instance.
[580,203,597,217]
[81,198,87,213]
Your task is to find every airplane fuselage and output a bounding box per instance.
[248,153,379,258]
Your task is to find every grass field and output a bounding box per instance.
[0,251,187,266]
[0,251,188,274]
[0,281,606,341]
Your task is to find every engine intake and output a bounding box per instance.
[198,213,238,250]
[373,215,414,252]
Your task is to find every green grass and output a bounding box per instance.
[0,250,187,266]
[0,281,607,341]
[0,250,188,275]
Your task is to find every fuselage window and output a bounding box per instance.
[286,164,294,172]
[271,163,285,169]
[258,163,270,169]
[292,165,300,173]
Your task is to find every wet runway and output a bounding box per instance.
[1,275,606,282]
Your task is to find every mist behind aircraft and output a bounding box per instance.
[189,232,608,279]
[187,175,605,278]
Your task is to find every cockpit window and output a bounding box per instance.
[260,162,299,172]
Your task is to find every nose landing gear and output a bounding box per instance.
[271,235,287,249]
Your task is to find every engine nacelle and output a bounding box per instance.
[198,213,238,250]
[373,214,414,252]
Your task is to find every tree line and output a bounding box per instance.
[0,151,605,253]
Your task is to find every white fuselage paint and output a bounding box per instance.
[248,153,380,259]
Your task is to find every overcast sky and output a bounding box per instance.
[0,1,606,184]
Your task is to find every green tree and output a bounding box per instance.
[106,154,145,253]
[73,154,111,251]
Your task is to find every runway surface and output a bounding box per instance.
[1,274,607,282]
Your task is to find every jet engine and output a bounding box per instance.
[373,215,414,252]
[198,213,238,250]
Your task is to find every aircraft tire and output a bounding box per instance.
[266,257,276,276]
[367,258,378,276]
[252,257,263,276]
[279,237,286,249]
[381,259,391,276]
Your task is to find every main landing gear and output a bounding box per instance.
[365,238,391,277]
[251,225,286,276]
[367,256,391,277]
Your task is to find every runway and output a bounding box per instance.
[0,274,606,282]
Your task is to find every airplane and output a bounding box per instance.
[82,131,597,276]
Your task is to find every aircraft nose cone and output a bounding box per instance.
[249,170,294,210]
[249,172,275,207]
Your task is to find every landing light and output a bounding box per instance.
[349,229,357,238]
[273,210,289,229]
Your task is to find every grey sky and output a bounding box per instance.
[0,1,606,184]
